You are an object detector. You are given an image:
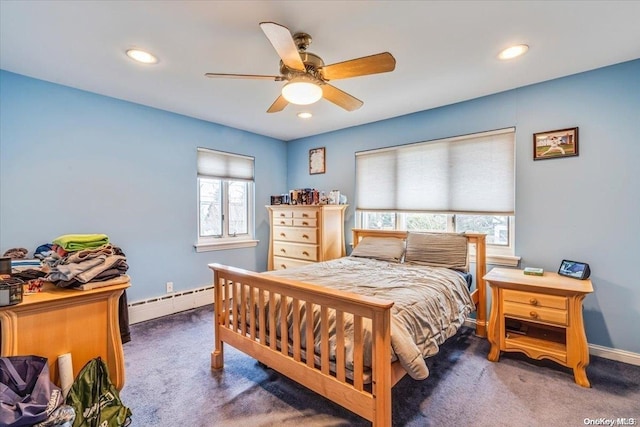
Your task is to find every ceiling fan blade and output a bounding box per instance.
[259,22,306,72]
[320,52,396,80]
[322,84,363,111]
[267,95,289,113]
[205,73,282,81]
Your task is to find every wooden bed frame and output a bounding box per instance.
[209,228,487,426]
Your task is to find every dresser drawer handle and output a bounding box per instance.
[302,234,309,239]
[280,233,286,237]
[302,251,310,256]
[280,264,287,269]
[279,221,286,225]
[302,221,309,226]
[279,213,286,217]
[529,311,539,319]
[302,213,309,218]
[529,298,538,306]
[280,249,286,253]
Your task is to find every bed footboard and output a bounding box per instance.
[209,263,395,426]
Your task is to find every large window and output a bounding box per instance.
[356,128,518,265]
[196,148,257,251]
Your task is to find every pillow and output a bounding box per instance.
[350,236,405,263]
[404,232,468,271]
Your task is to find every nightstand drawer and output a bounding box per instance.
[503,301,568,326]
[274,226,318,244]
[272,256,314,270]
[503,289,567,310]
[273,242,319,262]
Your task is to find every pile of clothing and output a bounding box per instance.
[42,234,129,288]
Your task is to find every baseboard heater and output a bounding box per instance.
[128,285,213,324]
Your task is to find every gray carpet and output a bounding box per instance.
[120,305,640,426]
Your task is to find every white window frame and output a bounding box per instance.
[195,149,258,252]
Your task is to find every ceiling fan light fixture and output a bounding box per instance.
[297,112,313,119]
[126,48,158,64]
[498,44,529,60]
[281,77,322,105]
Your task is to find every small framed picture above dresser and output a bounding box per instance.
[309,147,325,174]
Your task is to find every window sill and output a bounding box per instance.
[195,239,259,252]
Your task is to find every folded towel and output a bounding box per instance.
[52,234,110,252]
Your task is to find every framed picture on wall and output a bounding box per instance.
[309,147,326,174]
[533,127,579,160]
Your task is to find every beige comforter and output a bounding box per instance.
[266,257,474,380]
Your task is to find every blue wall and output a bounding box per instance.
[286,60,640,354]
[1,60,639,354]
[0,70,287,302]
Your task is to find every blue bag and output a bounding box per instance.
[0,355,63,427]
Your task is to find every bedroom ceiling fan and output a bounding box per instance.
[204,22,396,113]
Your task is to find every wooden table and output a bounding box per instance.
[0,276,129,389]
[485,268,593,387]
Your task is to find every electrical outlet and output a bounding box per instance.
[166,281,174,293]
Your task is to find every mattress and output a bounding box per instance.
[265,256,475,380]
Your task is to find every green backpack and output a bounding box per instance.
[65,358,131,427]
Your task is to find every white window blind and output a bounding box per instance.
[197,148,254,181]
[356,128,515,214]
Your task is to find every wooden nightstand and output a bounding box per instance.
[485,267,593,387]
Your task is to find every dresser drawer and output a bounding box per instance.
[503,289,567,310]
[503,301,568,326]
[272,210,294,219]
[273,218,293,226]
[273,242,319,262]
[293,218,317,227]
[272,256,314,270]
[293,209,318,219]
[274,226,318,244]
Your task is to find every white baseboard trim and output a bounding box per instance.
[128,285,213,325]
[463,319,640,367]
[588,343,640,366]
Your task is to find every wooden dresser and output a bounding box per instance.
[0,275,129,389]
[266,204,347,271]
[485,268,593,387]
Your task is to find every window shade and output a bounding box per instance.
[356,128,515,214]
[197,148,254,181]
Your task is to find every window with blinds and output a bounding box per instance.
[196,148,257,251]
[355,128,517,264]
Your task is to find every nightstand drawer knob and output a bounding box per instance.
[529,298,538,305]
[529,311,539,319]
[280,233,286,237]
[280,249,286,253]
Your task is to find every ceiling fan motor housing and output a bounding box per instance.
[280,51,324,80]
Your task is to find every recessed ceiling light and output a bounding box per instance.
[297,112,313,119]
[498,44,529,60]
[126,48,158,64]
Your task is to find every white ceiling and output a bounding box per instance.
[1,1,639,141]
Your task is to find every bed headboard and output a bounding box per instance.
[351,228,487,337]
